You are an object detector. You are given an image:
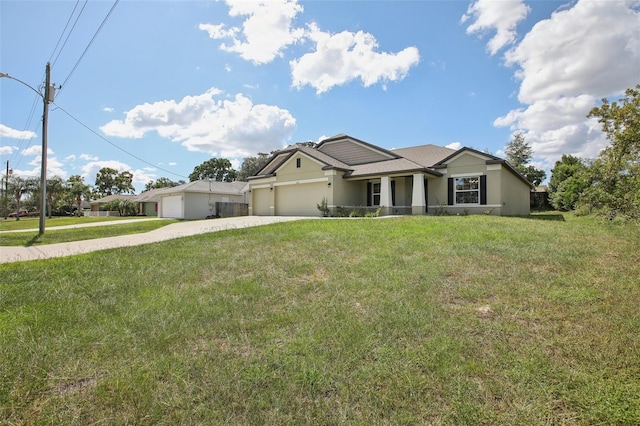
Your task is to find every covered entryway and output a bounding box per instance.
[275,182,326,216]
[161,195,183,219]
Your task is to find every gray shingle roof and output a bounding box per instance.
[391,144,457,167]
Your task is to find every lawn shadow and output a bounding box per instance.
[25,234,43,246]
[518,213,566,222]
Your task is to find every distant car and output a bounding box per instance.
[8,210,39,218]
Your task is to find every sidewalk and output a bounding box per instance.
[0,216,310,263]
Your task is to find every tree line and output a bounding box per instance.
[547,85,639,220]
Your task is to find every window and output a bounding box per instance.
[372,182,381,206]
[296,158,301,168]
[455,177,479,204]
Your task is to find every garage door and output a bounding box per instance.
[275,183,326,216]
[252,188,271,216]
[161,195,183,218]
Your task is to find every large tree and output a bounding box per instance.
[579,85,640,220]
[504,132,546,186]
[189,158,237,182]
[95,168,135,197]
[144,177,184,191]
[236,153,271,181]
[548,155,589,211]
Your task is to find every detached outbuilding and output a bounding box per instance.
[247,134,533,217]
[156,180,248,219]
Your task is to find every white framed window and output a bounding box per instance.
[296,158,301,168]
[455,176,480,204]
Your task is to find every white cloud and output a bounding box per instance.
[103,107,114,113]
[168,162,177,166]
[461,0,530,55]
[0,124,37,140]
[199,0,305,64]
[506,0,640,104]
[485,0,640,166]
[290,23,420,94]
[0,145,18,155]
[100,87,296,158]
[80,160,157,190]
[445,142,462,150]
[21,145,53,157]
[79,153,99,161]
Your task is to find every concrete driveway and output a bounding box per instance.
[0,216,311,263]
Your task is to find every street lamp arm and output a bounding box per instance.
[0,72,44,99]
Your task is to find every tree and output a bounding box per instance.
[236,153,271,181]
[579,85,640,219]
[67,175,91,216]
[504,132,546,186]
[548,155,589,211]
[45,176,66,218]
[7,176,38,220]
[144,177,183,191]
[189,158,237,182]
[95,168,135,197]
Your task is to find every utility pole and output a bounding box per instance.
[39,62,52,235]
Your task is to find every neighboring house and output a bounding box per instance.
[90,189,164,216]
[90,194,138,214]
[247,134,533,217]
[156,180,248,219]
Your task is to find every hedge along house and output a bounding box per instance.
[247,134,533,217]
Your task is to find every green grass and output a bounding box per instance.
[0,215,156,232]
[0,219,178,246]
[1,214,639,424]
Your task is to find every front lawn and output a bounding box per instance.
[0,219,178,246]
[1,214,638,424]
[0,215,156,232]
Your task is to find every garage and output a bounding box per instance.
[275,182,326,216]
[252,188,271,216]
[161,195,183,219]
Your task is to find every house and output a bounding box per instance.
[247,134,533,217]
[156,180,248,219]
[89,188,164,216]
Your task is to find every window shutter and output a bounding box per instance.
[447,178,454,205]
[391,180,396,206]
[424,178,429,212]
[367,182,372,206]
[480,175,487,205]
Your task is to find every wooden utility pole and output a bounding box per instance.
[39,62,52,235]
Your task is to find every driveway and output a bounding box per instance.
[0,216,311,263]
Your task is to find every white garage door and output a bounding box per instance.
[161,195,183,218]
[275,183,326,216]
[252,188,271,216]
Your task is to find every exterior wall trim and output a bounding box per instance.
[273,177,329,187]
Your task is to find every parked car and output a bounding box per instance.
[8,209,40,218]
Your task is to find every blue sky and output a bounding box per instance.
[1,0,638,193]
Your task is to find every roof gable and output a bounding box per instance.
[316,134,399,165]
[392,144,457,167]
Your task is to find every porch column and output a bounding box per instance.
[411,173,426,215]
[380,176,392,216]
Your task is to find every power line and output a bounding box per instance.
[53,103,190,180]
[58,0,120,93]
[49,0,88,67]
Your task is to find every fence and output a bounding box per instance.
[530,191,549,209]
[84,211,121,217]
[214,202,248,218]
